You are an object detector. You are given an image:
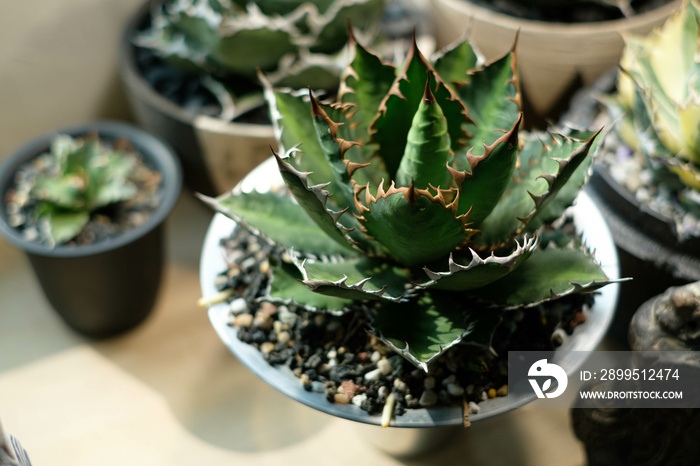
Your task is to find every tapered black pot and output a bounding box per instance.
[0,121,182,337]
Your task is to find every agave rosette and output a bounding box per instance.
[603,0,700,191]
[134,0,383,91]
[202,31,614,371]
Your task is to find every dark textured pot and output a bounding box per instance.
[562,70,700,344]
[0,121,182,337]
[117,1,276,196]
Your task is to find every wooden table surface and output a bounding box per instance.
[0,193,588,466]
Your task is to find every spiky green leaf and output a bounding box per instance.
[295,255,412,302]
[469,247,611,309]
[370,291,502,371]
[199,190,354,256]
[267,261,352,313]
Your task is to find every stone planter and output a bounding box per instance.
[429,0,681,123]
[0,121,182,337]
[199,157,621,454]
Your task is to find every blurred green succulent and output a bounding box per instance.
[604,0,700,191]
[134,0,384,93]
[202,32,614,371]
[30,136,138,245]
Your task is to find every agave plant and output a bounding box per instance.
[28,136,141,245]
[603,0,700,193]
[202,31,615,371]
[134,0,384,94]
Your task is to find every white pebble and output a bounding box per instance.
[277,331,290,344]
[370,351,381,363]
[229,298,248,315]
[364,368,382,381]
[419,390,438,407]
[447,383,464,397]
[352,394,367,407]
[468,401,480,414]
[441,374,457,386]
[393,378,407,392]
[377,358,392,375]
[423,376,436,390]
[378,386,388,398]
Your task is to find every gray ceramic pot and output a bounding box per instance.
[0,121,182,337]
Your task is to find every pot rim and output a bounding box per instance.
[435,0,682,33]
[199,157,621,428]
[0,120,182,258]
[117,1,275,137]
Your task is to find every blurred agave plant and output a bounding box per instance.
[29,136,141,245]
[603,0,700,191]
[134,0,384,99]
[202,30,615,371]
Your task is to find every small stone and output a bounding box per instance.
[277,331,290,344]
[393,378,407,392]
[447,383,464,397]
[235,313,253,327]
[253,312,273,331]
[314,314,326,327]
[423,376,436,390]
[239,257,257,271]
[273,321,284,334]
[213,274,228,290]
[352,394,367,407]
[248,242,261,253]
[311,381,325,393]
[259,260,270,275]
[468,401,480,414]
[441,374,457,386]
[259,302,277,316]
[370,351,381,363]
[327,349,337,360]
[419,389,438,407]
[260,342,275,355]
[466,384,475,395]
[480,390,488,402]
[488,388,497,398]
[364,368,382,381]
[341,380,361,399]
[377,358,392,375]
[278,306,298,326]
[334,393,350,404]
[378,386,389,399]
[229,298,248,315]
[497,385,508,397]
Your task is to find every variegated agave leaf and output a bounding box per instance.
[607,0,700,191]
[134,0,383,116]
[202,32,614,370]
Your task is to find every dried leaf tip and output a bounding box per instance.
[423,76,435,106]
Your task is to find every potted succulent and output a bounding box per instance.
[118,0,388,195]
[566,0,700,340]
[0,121,182,337]
[428,0,681,123]
[198,29,620,435]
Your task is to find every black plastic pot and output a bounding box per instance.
[0,121,182,337]
[564,70,700,343]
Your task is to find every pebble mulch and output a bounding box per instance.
[210,225,593,418]
[3,138,162,247]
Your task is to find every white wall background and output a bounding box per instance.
[0,0,145,160]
